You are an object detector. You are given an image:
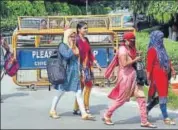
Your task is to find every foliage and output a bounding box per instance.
[146,0,178,23]
[127,0,178,24]
[136,32,178,71]
[0,0,112,31]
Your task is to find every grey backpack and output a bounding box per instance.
[46,43,67,85]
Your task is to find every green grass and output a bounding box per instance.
[143,86,178,110]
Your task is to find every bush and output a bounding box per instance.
[136,32,178,72]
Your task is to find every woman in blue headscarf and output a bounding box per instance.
[146,30,176,125]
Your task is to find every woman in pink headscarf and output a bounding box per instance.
[103,32,156,128]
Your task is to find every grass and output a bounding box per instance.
[97,85,178,110]
[143,86,178,110]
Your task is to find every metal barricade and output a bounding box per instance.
[12,14,135,88]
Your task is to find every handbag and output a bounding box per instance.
[133,61,148,86]
[82,67,94,82]
[4,51,19,77]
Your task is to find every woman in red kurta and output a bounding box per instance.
[146,30,176,125]
[73,21,101,115]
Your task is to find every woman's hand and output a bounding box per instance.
[137,51,142,56]
[94,60,102,71]
[73,47,79,56]
[172,70,177,80]
[134,56,142,62]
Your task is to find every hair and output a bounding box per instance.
[76,21,87,34]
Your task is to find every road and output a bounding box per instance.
[1,75,178,129]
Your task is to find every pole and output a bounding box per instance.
[106,48,110,87]
[86,0,88,15]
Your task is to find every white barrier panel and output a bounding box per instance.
[17,70,37,82]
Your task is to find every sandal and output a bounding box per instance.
[102,115,114,125]
[141,122,157,128]
[73,110,81,116]
[164,118,176,125]
[86,109,90,114]
[82,114,95,121]
[49,111,60,119]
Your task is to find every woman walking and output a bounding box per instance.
[73,21,101,115]
[146,30,176,125]
[49,29,94,120]
[103,32,156,128]
[0,36,10,103]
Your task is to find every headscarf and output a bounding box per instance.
[148,30,169,70]
[121,32,137,59]
[63,29,76,47]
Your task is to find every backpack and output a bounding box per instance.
[4,51,19,77]
[46,43,67,85]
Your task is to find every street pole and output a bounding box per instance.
[106,48,110,87]
[86,0,88,15]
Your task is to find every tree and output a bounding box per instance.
[146,1,178,23]
[31,1,47,16]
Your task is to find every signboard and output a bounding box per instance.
[17,47,114,70]
[17,48,56,69]
[92,48,114,67]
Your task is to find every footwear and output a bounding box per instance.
[86,109,90,114]
[147,96,159,115]
[49,111,60,119]
[73,110,81,116]
[141,122,157,128]
[164,118,176,125]
[102,114,114,125]
[82,114,95,121]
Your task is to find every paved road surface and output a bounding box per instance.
[1,75,178,129]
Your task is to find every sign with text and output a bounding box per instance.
[17,48,56,69]
[16,47,115,69]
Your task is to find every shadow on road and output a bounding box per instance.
[114,112,178,125]
[1,92,29,100]
[60,104,107,117]
[147,112,178,122]
[90,104,108,115]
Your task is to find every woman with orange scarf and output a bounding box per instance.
[103,32,156,128]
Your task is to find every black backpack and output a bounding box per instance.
[46,43,67,85]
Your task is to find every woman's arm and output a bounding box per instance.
[119,55,140,67]
[119,47,140,67]
[88,45,102,71]
[170,60,176,79]
[146,48,156,81]
[59,43,74,59]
